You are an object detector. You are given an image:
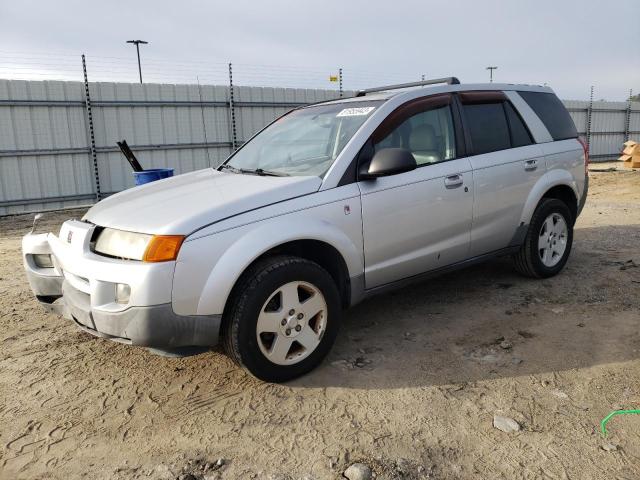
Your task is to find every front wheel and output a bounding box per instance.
[513,198,574,278]
[221,255,341,382]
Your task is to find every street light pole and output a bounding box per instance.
[486,66,498,83]
[126,40,148,83]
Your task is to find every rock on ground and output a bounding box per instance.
[493,415,521,433]
[344,462,372,480]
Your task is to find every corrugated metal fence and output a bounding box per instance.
[0,80,341,215]
[1,79,638,216]
[564,99,640,160]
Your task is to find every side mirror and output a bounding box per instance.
[360,148,417,179]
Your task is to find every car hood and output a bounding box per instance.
[83,169,322,235]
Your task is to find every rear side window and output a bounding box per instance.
[505,102,533,147]
[518,91,577,140]
[462,103,511,155]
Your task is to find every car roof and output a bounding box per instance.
[319,82,555,106]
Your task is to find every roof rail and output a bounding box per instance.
[355,77,460,97]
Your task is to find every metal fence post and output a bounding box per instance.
[624,89,632,142]
[339,68,343,98]
[81,54,101,201]
[228,62,238,151]
[196,76,211,166]
[586,85,594,151]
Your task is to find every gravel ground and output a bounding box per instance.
[1,164,639,480]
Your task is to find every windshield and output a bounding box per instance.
[222,101,382,177]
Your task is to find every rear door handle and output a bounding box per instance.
[524,159,538,171]
[444,174,463,188]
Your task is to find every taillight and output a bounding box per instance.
[578,137,589,175]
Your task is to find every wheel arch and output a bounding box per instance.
[520,170,579,227]
[195,219,363,316]
[225,239,352,312]
[541,184,578,224]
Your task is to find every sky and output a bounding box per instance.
[0,0,638,100]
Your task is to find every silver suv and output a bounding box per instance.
[22,78,588,382]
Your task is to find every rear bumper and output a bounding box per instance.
[577,174,589,218]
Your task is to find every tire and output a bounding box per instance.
[513,198,573,278]
[221,255,341,382]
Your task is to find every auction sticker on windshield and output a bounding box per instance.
[336,107,375,117]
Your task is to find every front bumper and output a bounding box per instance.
[23,223,221,348]
[62,279,221,347]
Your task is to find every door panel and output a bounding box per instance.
[458,95,546,257]
[360,158,473,288]
[468,144,545,256]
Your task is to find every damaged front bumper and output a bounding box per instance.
[22,221,220,349]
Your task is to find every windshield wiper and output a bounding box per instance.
[251,168,289,177]
[219,164,289,177]
[218,164,242,173]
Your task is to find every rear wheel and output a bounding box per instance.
[221,255,341,382]
[513,198,573,278]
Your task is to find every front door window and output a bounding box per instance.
[374,105,457,166]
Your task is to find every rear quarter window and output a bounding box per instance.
[504,102,533,147]
[518,91,577,141]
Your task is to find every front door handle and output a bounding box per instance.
[444,174,463,188]
[524,159,538,171]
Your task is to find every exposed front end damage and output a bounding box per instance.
[22,220,221,349]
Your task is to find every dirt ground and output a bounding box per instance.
[1,163,639,480]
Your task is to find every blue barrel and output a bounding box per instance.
[133,168,174,186]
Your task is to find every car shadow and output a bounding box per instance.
[291,224,640,389]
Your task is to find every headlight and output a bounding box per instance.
[94,228,152,260]
[93,228,184,262]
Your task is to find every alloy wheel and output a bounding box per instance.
[538,213,568,267]
[255,281,327,365]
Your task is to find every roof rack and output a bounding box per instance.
[355,77,460,97]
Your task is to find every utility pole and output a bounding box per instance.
[486,66,498,83]
[126,40,148,83]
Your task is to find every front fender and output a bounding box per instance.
[519,169,578,225]
[192,217,363,316]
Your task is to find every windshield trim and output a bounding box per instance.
[218,107,299,171]
[217,99,384,179]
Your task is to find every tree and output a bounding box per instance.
[630,92,640,102]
